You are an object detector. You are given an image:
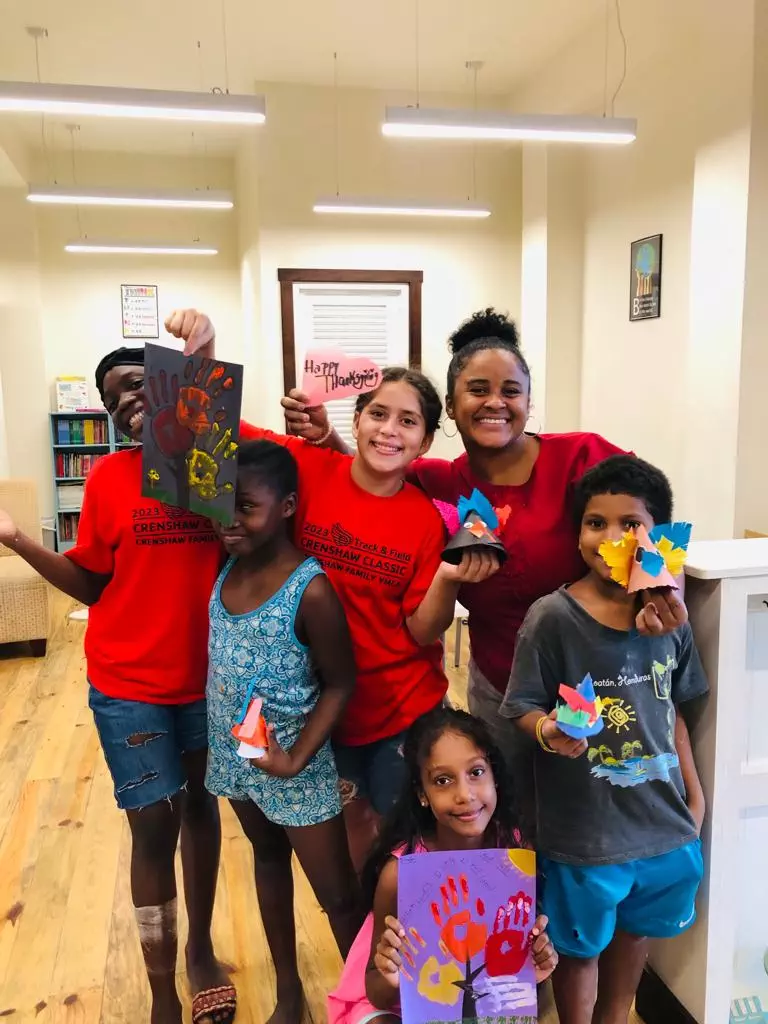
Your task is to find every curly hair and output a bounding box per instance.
[360,706,522,908]
[572,454,674,526]
[446,308,530,399]
[236,439,298,499]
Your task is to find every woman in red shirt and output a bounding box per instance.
[284,309,687,832]
[0,311,236,1024]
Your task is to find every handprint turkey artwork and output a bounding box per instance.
[398,848,538,1024]
[141,343,243,524]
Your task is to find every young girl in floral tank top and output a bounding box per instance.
[206,440,363,1024]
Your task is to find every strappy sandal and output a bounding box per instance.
[191,984,237,1024]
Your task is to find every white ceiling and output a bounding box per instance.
[0,0,605,158]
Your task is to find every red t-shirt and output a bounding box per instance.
[412,433,625,693]
[251,429,448,744]
[65,448,222,704]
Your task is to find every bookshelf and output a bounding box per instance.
[50,412,138,553]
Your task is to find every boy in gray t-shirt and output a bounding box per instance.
[501,454,707,1024]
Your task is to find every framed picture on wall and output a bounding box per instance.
[629,235,662,321]
[121,284,159,338]
[277,268,423,448]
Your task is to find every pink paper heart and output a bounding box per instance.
[301,347,382,405]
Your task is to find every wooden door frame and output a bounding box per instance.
[277,268,423,392]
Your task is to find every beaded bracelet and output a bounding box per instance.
[307,423,333,446]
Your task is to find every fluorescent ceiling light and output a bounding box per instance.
[28,186,234,209]
[383,107,636,145]
[0,81,265,124]
[313,197,491,218]
[65,241,218,255]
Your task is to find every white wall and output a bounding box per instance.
[3,81,524,508]
[246,82,522,458]
[512,0,756,537]
[34,152,244,399]
[0,155,243,515]
[735,0,768,536]
[0,188,50,507]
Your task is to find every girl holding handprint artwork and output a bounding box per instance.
[327,706,558,1024]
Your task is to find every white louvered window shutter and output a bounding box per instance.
[292,282,410,447]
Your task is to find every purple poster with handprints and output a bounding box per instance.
[398,848,538,1024]
[141,343,243,525]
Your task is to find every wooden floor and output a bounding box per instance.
[0,592,641,1023]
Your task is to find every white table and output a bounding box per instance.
[639,539,768,1024]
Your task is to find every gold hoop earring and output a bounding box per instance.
[443,420,459,439]
[525,415,542,438]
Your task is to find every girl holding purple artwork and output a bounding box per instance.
[327,706,558,1024]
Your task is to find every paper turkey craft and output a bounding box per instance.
[599,522,692,593]
[556,673,604,740]
[232,696,269,759]
[440,488,508,566]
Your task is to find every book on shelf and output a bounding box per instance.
[58,512,80,541]
[55,417,109,445]
[55,452,105,477]
[56,483,85,509]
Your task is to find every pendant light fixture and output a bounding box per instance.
[28,185,234,209]
[314,38,492,219]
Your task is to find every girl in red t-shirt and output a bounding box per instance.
[246,367,498,864]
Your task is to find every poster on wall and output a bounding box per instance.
[629,235,662,321]
[121,284,160,339]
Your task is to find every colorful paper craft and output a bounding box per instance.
[599,522,692,592]
[730,996,767,1023]
[441,488,508,566]
[232,696,268,759]
[556,674,604,740]
[141,343,243,524]
[398,847,537,1023]
[300,347,382,406]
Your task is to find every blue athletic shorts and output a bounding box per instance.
[541,839,704,959]
[88,685,208,811]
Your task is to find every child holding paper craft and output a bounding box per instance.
[206,439,363,1024]
[327,706,558,1024]
[501,455,708,1024]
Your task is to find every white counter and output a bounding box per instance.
[645,538,768,1023]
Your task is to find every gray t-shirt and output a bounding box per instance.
[500,587,708,865]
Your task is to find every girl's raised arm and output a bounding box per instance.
[280,390,351,453]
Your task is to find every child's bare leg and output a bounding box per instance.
[127,798,184,1024]
[552,954,599,1024]
[229,799,303,1024]
[286,814,364,957]
[342,795,381,874]
[592,931,649,1024]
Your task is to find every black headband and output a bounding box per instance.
[95,346,145,400]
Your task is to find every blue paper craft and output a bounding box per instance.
[457,488,499,531]
[441,488,507,566]
[555,674,604,740]
[730,995,767,1023]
